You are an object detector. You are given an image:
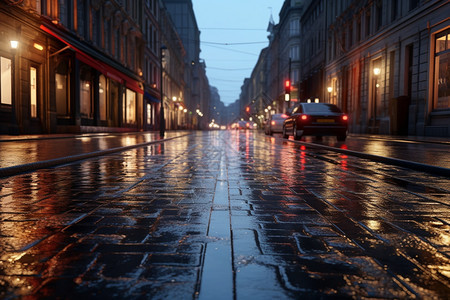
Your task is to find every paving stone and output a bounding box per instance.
[0,131,448,298]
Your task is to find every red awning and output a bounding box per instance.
[41,25,143,95]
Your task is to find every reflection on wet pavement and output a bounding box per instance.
[307,135,450,169]
[0,131,449,298]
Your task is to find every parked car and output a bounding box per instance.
[282,103,348,141]
[265,113,289,135]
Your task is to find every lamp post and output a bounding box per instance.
[160,45,167,138]
[327,86,332,103]
[372,67,381,132]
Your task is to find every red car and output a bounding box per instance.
[282,103,348,141]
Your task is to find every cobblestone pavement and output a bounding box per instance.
[0,131,449,299]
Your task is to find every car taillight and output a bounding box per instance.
[271,121,276,126]
[342,115,348,121]
[300,114,308,121]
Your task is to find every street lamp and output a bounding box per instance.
[373,67,381,76]
[372,67,381,132]
[10,40,19,49]
[160,45,167,138]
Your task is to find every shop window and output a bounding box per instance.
[0,57,12,105]
[434,29,450,110]
[80,66,93,119]
[122,88,136,125]
[30,67,38,118]
[147,103,153,125]
[99,75,107,121]
[80,80,92,118]
[56,60,70,117]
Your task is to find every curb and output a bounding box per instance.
[0,135,186,178]
[287,139,450,178]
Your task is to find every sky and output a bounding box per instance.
[192,1,284,106]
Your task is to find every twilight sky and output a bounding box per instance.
[193,1,284,106]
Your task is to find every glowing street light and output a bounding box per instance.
[10,40,19,49]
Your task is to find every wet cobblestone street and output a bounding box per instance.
[0,131,449,299]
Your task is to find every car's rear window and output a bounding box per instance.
[302,104,342,113]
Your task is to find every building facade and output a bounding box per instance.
[0,0,205,135]
[0,0,150,134]
[163,0,210,130]
[160,3,186,130]
[240,0,304,126]
[300,0,327,104]
[239,0,449,137]
[325,0,449,136]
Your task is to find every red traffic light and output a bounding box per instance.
[285,80,291,94]
[245,106,250,113]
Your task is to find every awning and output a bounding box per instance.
[41,25,143,95]
[144,91,160,103]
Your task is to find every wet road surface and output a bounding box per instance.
[277,133,450,169]
[0,131,449,299]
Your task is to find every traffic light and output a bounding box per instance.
[245,106,250,113]
[284,80,291,101]
[284,80,291,94]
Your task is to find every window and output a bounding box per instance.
[0,57,12,105]
[147,103,153,125]
[56,60,70,117]
[80,80,92,118]
[80,67,93,119]
[391,0,398,22]
[56,73,68,116]
[99,75,107,121]
[348,23,353,48]
[78,0,86,38]
[290,19,300,36]
[365,11,371,38]
[91,8,101,45]
[356,18,361,42]
[375,1,382,31]
[123,89,136,124]
[59,0,69,27]
[409,0,419,11]
[433,29,450,110]
[30,67,37,118]
[289,45,299,60]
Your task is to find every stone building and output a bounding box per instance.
[0,0,149,134]
[325,0,450,136]
[299,0,327,104]
[163,0,210,130]
[242,0,303,123]
[159,3,186,130]
[243,0,449,137]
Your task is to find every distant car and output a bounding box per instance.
[282,103,348,141]
[236,120,256,130]
[265,113,289,135]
